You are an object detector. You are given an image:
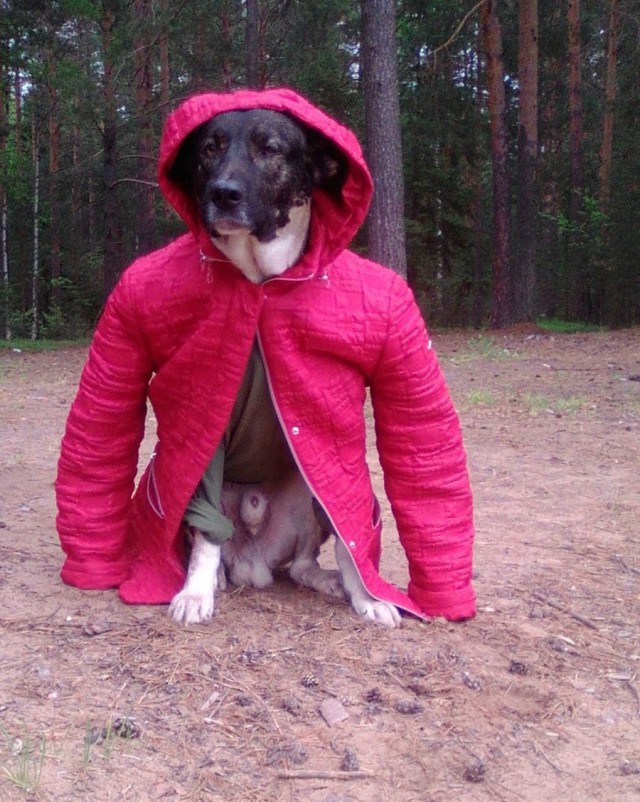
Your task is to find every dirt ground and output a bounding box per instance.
[0,328,639,802]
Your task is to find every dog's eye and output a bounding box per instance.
[261,141,281,157]
[202,136,224,158]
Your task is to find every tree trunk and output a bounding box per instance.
[220,2,233,92]
[567,0,586,319]
[472,25,485,329]
[360,0,407,278]
[159,0,172,222]
[48,73,62,309]
[31,118,40,341]
[481,0,513,328]
[159,0,170,112]
[246,0,260,88]
[1,190,8,339]
[101,7,122,297]
[0,67,9,339]
[515,0,539,322]
[133,0,156,254]
[567,0,584,224]
[598,0,619,210]
[14,68,22,160]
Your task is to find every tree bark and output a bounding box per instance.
[567,0,586,319]
[31,118,40,341]
[220,1,233,91]
[47,68,62,309]
[133,0,156,254]
[567,0,584,225]
[360,0,407,278]
[481,0,513,328]
[472,24,485,329]
[515,0,539,322]
[101,6,122,297]
[598,0,619,210]
[0,68,9,339]
[159,0,170,111]
[246,0,260,88]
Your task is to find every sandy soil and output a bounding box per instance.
[0,328,639,802]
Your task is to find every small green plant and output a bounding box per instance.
[2,733,46,793]
[523,393,551,415]
[552,396,590,415]
[465,389,496,407]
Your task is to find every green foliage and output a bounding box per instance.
[0,337,89,350]
[536,318,606,334]
[0,0,638,335]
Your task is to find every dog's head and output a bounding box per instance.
[169,108,347,247]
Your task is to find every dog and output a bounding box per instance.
[219,471,344,596]
[166,108,401,628]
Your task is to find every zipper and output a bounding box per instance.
[255,332,414,615]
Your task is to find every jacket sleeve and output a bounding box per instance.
[55,272,152,590]
[370,274,476,620]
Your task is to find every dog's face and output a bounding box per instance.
[170,109,347,246]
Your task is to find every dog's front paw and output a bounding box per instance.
[352,599,402,628]
[168,589,215,624]
[169,530,220,624]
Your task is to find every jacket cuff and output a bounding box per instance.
[410,584,477,621]
[61,558,130,591]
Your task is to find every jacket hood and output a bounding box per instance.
[158,88,373,272]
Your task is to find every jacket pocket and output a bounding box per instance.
[372,495,382,531]
[146,452,165,519]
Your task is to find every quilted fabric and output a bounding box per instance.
[55,88,476,621]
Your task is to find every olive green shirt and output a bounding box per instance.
[183,342,295,542]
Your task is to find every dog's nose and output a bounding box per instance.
[211,179,243,211]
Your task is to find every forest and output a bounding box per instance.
[0,0,638,339]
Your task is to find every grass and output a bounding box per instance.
[0,338,89,352]
[536,317,606,334]
[451,335,518,363]
[465,389,496,408]
[1,730,47,793]
[523,393,590,416]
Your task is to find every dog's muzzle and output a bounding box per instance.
[203,178,252,235]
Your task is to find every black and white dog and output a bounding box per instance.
[166,109,401,628]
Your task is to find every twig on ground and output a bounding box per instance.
[277,769,374,780]
[611,555,640,576]
[623,679,640,716]
[531,592,599,630]
[531,739,564,774]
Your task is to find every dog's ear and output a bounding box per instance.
[305,130,348,201]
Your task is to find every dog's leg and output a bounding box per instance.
[169,529,221,624]
[288,556,346,599]
[334,538,402,628]
[288,529,345,599]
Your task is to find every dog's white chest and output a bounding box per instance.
[214,203,311,283]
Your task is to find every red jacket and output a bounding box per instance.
[55,88,476,621]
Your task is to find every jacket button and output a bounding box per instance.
[292,426,300,436]
[349,541,356,549]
